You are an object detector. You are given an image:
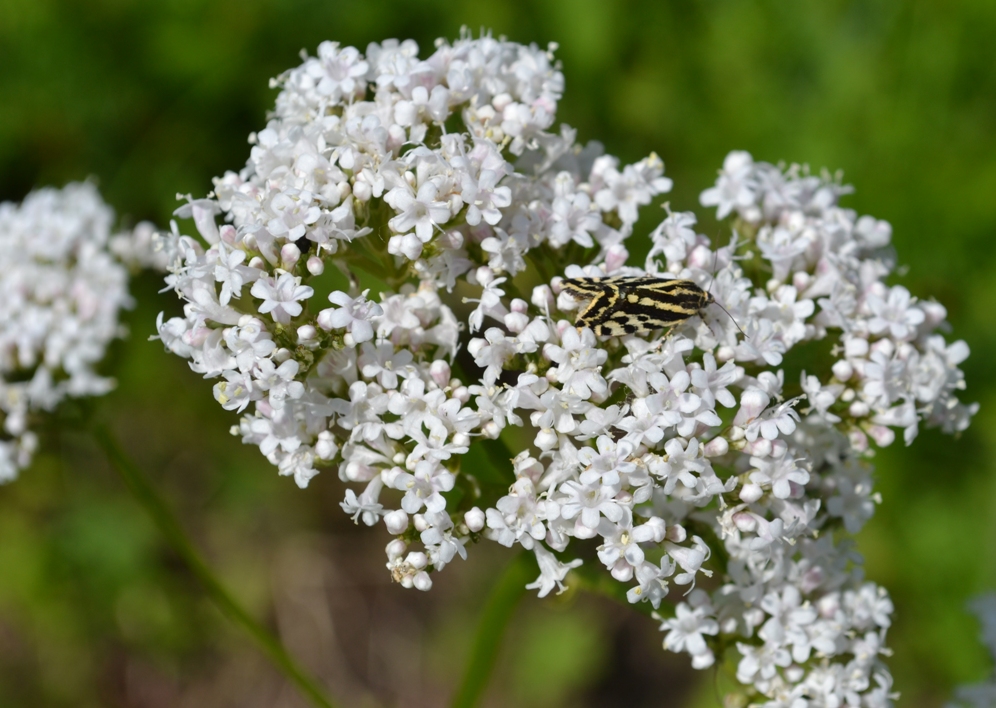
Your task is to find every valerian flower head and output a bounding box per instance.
[0,183,135,480]
[156,29,974,705]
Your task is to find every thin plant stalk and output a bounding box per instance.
[450,551,534,708]
[95,425,337,708]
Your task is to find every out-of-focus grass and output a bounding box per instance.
[0,1,995,706]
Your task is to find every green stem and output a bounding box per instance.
[94,425,338,708]
[450,551,534,708]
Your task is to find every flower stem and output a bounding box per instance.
[450,550,534,708]
[94,425,338,708]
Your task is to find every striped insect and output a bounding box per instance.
[560,275,743,337]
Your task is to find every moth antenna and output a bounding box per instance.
[714,299,748,340]
[706,247,749,340]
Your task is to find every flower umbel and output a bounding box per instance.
[157,31,975,706]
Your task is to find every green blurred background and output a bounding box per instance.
[1,1,995,706]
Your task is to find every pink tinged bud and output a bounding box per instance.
[736,389,770,424]
[832,359,853,381]
[281,243,301,267]
[429,360,451,387]
[688,244,713,270]
[740,482,764,503]
[604,243,629,272]
[413,514,428,532]
[793,271,812,291]
[306,256,325,275]
[384,509,409,535]
[464,507,486,532]
[387,125,406,151]
[413,571,433,591]
[848,429,869,452]
[248,256,265,270]
[744,438,772,458]
[920,300,947,328]
[703,437,729,457]
[452,386,470,404]
[867,425,895,447]
[666,524,687,543]
[511,298,529,314]
[849,401,870,418]
[733,512,758,533]
[386,539,407,559]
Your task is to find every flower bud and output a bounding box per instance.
[733,512,758,532]
[464,507,485,532]
[832,359,853,381]
[413,571,433,591]
[306,256,325,275]
[406,551,427,569]
[739,482,764,503]
[429,360,451,387]
[532,285,554,311]
[384,509,409,535]
[844,336,869,358]
[385,539,407,560]
[280,242,302,268]
[666,524,687,543]
[315,431,339,460]
[297,324,317,344]
[535,427,558,450]
[849,401,870,418]
[703,437,729,457]
[867,425,895,447]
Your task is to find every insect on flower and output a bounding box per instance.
[561,275,745,337]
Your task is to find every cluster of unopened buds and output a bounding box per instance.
[155,31,976,706]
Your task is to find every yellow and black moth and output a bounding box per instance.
[560,275,717,336]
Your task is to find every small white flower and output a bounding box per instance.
[526,545,582,598]
[317,290,384,343]
[250,273,314,325]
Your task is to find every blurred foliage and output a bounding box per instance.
[1,0,995,706]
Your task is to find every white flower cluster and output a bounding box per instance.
[0,183,132,480]
[950,593,996,708]
[157,31,668,490]
[157,32,975,704]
